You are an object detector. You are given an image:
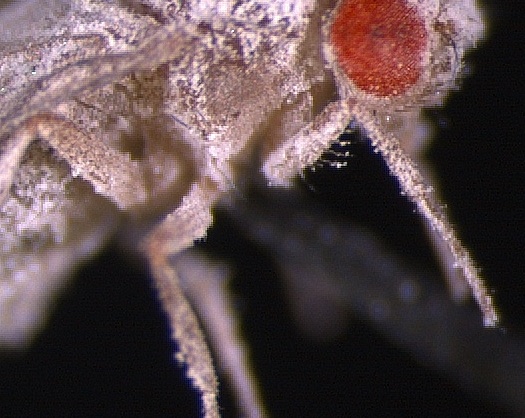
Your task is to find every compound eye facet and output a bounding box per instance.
[330,0,428,97]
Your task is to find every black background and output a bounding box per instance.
[1,0,523,417]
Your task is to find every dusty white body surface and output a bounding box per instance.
[0,0,508,416]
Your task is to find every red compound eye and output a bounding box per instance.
[330,0,428,97]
